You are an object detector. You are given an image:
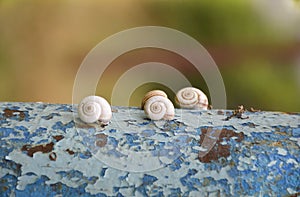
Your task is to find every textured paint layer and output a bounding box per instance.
[0,102,299,196]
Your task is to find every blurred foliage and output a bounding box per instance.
[0,0,299,111]
[145,0,290,45]
[222,60,300,111]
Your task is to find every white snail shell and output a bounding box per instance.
[78,96,112,124]
[144,95,174,121]
[141,90,167,110]
[175,87,209,110]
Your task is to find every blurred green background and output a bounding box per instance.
[0,0,299,111]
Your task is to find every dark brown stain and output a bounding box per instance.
[224,105,249,121]
[3,108,25,120]
[76,123,96,129]
[217,110,224,115]
[95,133,107,147]
[2,186,8,192]
[21,142,54,157]
[289,193,300,197]
[248,107,261,113]
[270,141,283,147]
[198,127,244,163]
[49,152,57,161]
[76,122,108,129]
[282,112,300,115]
[53,135,64,142]
[65,149,75,155]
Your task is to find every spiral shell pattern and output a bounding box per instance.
[175,87,209,110]
[78,96,112,124]
[144,95,174,121]
[141,90,168,109]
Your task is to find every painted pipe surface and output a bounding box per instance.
[0,102,299,196]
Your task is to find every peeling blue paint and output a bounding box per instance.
[0,102,299,196]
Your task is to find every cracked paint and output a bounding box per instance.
[0,102,299,196]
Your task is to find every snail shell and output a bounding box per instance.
[144,95,174,121]
[141,90,167,109]
[78,96,112,124]
[175,87,209,110]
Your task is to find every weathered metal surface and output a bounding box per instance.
[0,102,299,196]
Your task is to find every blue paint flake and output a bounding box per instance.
[142,174,158,185]
[180,169,200,191]
[118,173,129,181]
[15,126,28,132]
[100,168,107,177]
[52,121,75,132]
[169,188,182,197]
[292,127,300,137]
[79,151,92,159]
[169,157,184,171]
[0,128,17,138]
[108,136,118,147]
[109,129,117,133]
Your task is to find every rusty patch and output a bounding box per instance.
[65,149,75,155]
[49,152,57,161]
[289,193,300,197]
[53,135,64,142]
[76,122,108,129]
[248,107,261,112]
[198,127,244,163]
[270,141,283,147]
[217,110,224,115]
[282,112,299,115]
[3,108,25,120]
[21,142,54,157]
[76,123,96,129]
[95,133,108,147]
[224,105,249,121]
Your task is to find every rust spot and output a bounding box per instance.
[270,141,283,147]
[21,142,54,157]
[224,105,249,121]
[198,127,244,163]
[289,193,300,197]
[76,122,108,129]
[65,149,75,155]
[217,110,224,115]
[3,108,26,120]
[248,107,261,112]
[53,135,64,142]
[49,152,57,161]
[2,186,8,192]
[76,123,96,129]
[95,133,108,147]
[282,112,299,115]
